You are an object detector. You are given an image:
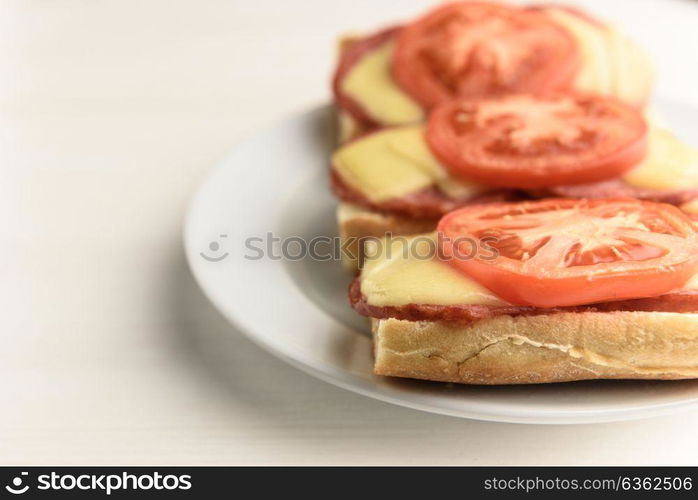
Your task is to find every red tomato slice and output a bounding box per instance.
[392,2,580,108]
[426,93,648,188]
[332,27,401,127]
[438,199,698,307]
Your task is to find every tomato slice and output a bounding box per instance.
[426,93,647,188]
[438,199,698,307]
[392,2,580,108]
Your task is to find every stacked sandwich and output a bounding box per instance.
[329,2,698,384]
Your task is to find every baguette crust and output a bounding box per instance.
[372,313,698,384]
[337,204,435,271]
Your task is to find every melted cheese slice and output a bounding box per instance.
[685,274,698,290]
[681,199,698,215]
[549,8,654,106]
[332,126,483,202]
[624,129,698,190]
[361,234,698,307]
[361,235,507,307]
[546,8,613,95]
[606,27,654,105]
[341,40,424,125]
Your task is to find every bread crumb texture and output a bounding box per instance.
[372,313,698,384]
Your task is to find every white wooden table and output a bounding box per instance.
[2,0,698,465]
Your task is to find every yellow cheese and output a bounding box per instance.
[606,27,654,106]
[542,8,653,106]
[332,126,483,202]
[332,128,433,201]
[546,8,613,95]
[624,129,698,190]
[341,40,424,125]
[547,8,653,105]
[681,199,698,215]
[361,234,507,307]
[337,109,364,144]
[685,274,698,290]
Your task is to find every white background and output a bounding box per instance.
[2,0,698,465]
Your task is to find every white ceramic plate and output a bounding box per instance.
[184,101,698,424]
